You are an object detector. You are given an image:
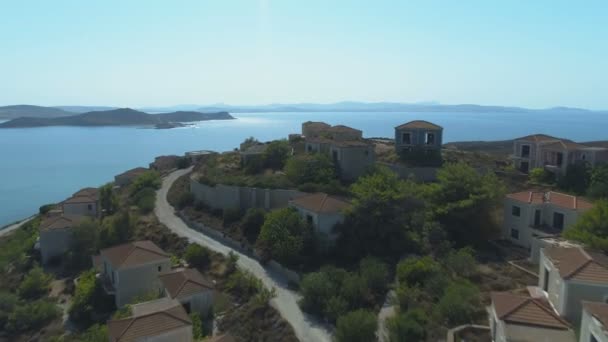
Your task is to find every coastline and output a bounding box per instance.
[0,215,35,237]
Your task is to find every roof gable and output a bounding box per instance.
[159,268,214,299]
[544,246,608,284]
[395,120,442,130]
[290,193,350,213]
[492,292,570,330]
[101,240,169,269]
[40,215,85,231]
[583,301,608,330]
[514,134,561,142]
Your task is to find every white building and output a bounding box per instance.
[159,268,215,316]
[580,301,608,342]
[289,192,350,239]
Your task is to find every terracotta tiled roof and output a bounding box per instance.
[100,241,169,270]
[544,246,608,284]
[303,121,330,128]
[63,195,98,204]
[290,193,350,214]
[159,268,214,300]
[329,125,362,133]
[207,334,237,342]
[116,167,148,179]
[542,140,589,150]
[506,191,593,210]
[514,134,561,142]
[40,215,85,231]
[108,298,191,342]
[583,301,608,329]
[395,120,442,130]
[491,292,570,330]
[73,187,99,199]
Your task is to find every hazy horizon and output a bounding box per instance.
[1,1,607,109]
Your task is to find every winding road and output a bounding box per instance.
[155,167,332,342]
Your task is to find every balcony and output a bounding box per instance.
[530,223,562,237]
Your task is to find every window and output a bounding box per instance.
[521,145,530,158]
[511,206,521,217]
[425,132,435,145]
[332,150,339,161]
[520,161,529,173]
[111,271,115,284]
[534,209,541,227]
[87,204,93,210]
[553,212,564,231]
[158,265,162,272]
[510,228,519,240]
[543,268,549,291]
[307,145,312,152]
[306,215,313,226]
[556,152,563,166]
[402,133,411,144]
[364,149,369,156]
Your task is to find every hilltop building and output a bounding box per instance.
[394,120,443,166]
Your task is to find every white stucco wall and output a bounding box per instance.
[539,250,567,315]
[580,308,608,342]
[290,204,344,237]
[40,228,72,264]
[488,305,574,342]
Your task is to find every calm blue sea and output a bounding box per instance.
[1,111,607,227]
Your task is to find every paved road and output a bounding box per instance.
[376,290,396,342]
[0,216,34,238]
[155,167,332,342]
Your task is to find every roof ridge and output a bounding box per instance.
[134,241,169,258]
[114,305,191,340]
[528,298,571,327]
[499,295,530,319]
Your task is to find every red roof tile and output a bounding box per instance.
[395,120,442,130]
[290,193,350,213]
[159,268,214,300]
[491,292,570,330]
[544,246,608,284]
[506,191,593,210]
[100,241,169,270]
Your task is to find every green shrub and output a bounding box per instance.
[133,187,156,213]
[438,280,480,325]
[5,299,59,332]
[335,309,378,342]
[241,208,266,243]
[39,203,56,215]
[0,292,18,328]
[396,256,440,287]
[79,324,108,342]
[262,140,290,170]
[184,244,211,269]
[177,191,195,209]
[223,208,243,225]
[130,171,161,195]
[529,167,553,184]
[69,270,112,324]
[256,208,307,264]
[299,271,335,315]
[284,153,336,185]
[191,312,204,339]
[387,309,427,342]
[359,257,389,294]
[18,266,52,299]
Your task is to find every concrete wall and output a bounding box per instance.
[102,256,171,307]
[564,281,608,323]
[394,128,442,152]
[63,202,98,217]
[144,325,193,342]
[40,228,72,264]
[191,180,305,211]
[580,307,608,342]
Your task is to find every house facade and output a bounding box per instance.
[97,240,172,307]
[488,291,575,342]
[114,167,148,187]
[62,187,99,217]
[107,297,193,342]
[503,191,592,253]
[329,141,375,181]
[289,192,349,239]
[512,134,608,175]
[394,120,443,154]
[39,215,84,264]
[301,121,331,138]
[159,268,215,316]
[580,302,608,342]
[539,246,608,322]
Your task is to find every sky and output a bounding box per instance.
[1,1,607,109]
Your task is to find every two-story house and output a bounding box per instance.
[394,120,443,153]
[97,240,172,307]
[503,190,593,256]
[289,192,350,240]
[580,301,608,342]
[511,134,608,175]
[62,187,99,217]
[539,246,608,323]
[159,268,215,316]
[301,121,331,139]
[39,214,85,264]
[108,297,193,342]
[488,290,575,342]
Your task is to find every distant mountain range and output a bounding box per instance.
[0,102,605,121]
[0,108,234,128]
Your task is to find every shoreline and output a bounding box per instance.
[0,215,35,237]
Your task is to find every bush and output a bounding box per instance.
[223,208,243,225]
[443,247,477,278]
[184,244,211,269]
[241,208,266,243]
[18,266,52,299]
[191,312,204,339]
[133,187,156,213]
[387,309,427,342]
[255,208,307,264]
[177,191,195,209]
[529,167,553,184]
[69,270,112,324]
[284,153,337,185]
[395,284,425,310]
[39,203,56,215]
[262,140,291,170]
[558,162,591,195]
[299,271,336,315]
[396,256,440,287]
[335,309,378,342]
[130,171,161,195]
[589,164,608,199]
[225,269,263,300]
[5,299,59,332]
[438,280,480,325]
[563,200,608,251]
[0,292,18,329]
[177,157,191,169]
[79,324,108,342]
[359,257,389,294]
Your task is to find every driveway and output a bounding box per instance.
[155,167,332,342]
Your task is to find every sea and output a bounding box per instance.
[1,110,607,227]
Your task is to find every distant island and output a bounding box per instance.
[0,108,234,128]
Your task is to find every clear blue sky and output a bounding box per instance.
[1,1,607,109]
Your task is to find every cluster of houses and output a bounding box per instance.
[489,135,608,342]
[36,167,233,342]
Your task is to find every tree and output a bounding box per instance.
[241,208,266,243]
[359,257,389,295]
[589,164,608,199]
[99,183,118,214]
[443,247,477,278]
[240,136,260,151]
[564,200,608,251]
[427,163,505,246]
[0,292,18,329]
[69,270,112,324]
[335,309,378,342]
[437,280,480,325]
[18,266,52,299]
[133,187,156,213]
[177,157,191,169]
[558,162,592,195]
[191,312,204,339]
[262,140,291,170]
[79,324,108,342]
[336,166,425,260]
[184,244,211,269]
[529,167,553,184]
[130,170,161,195]
[66,218,100,271]
[299,271,336,315]
[6,300,59,332]
[284,153,336,185]
[100,211,133,247]
[396,256,441,287]
[387,309,427,342]
[256,208,307,264]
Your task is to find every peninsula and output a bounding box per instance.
[0,108,234,128]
